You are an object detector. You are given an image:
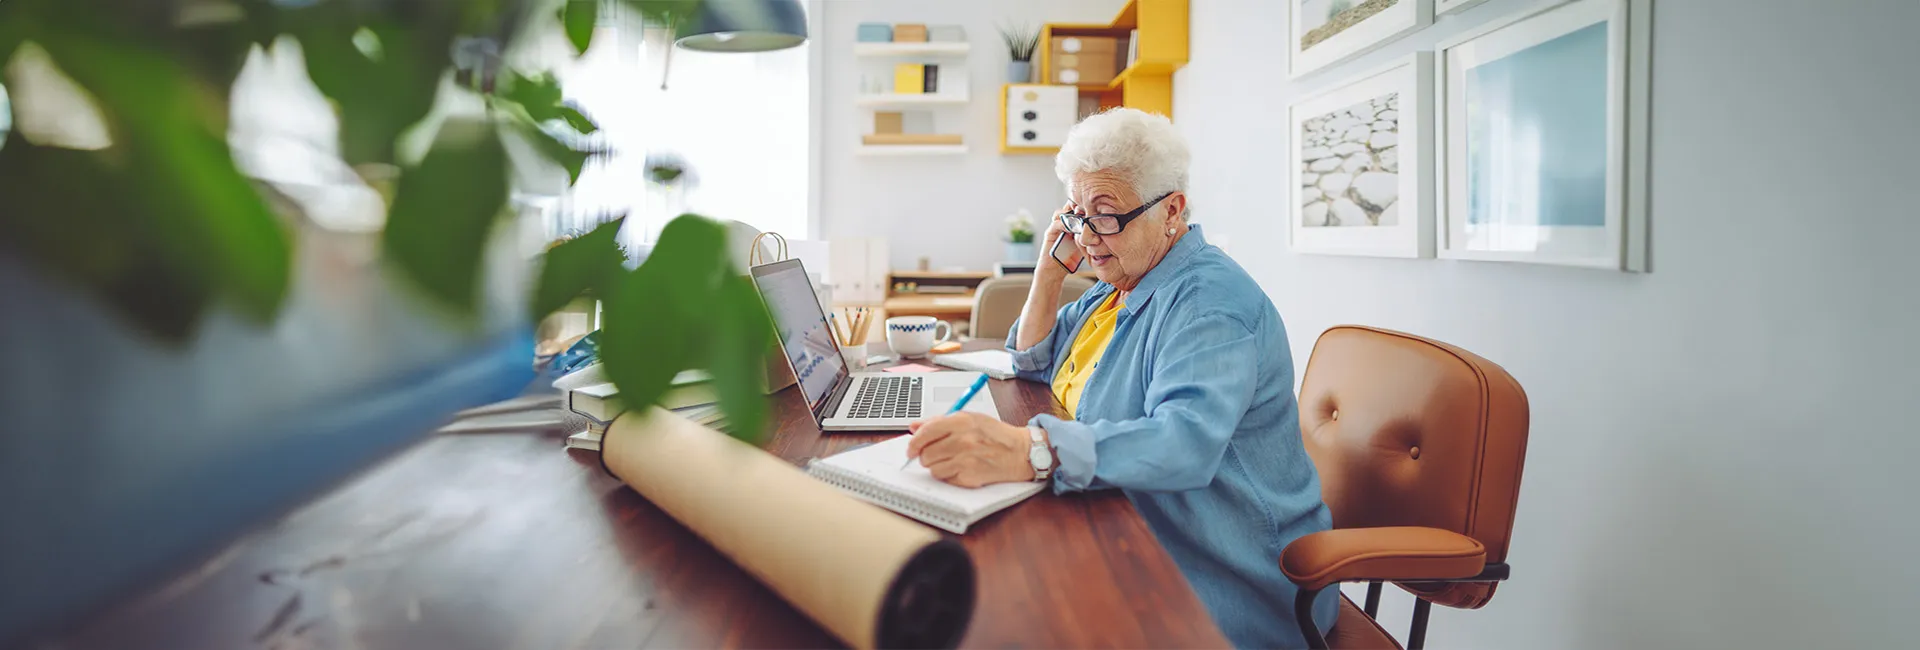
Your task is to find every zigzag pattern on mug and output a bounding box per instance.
[888,322,941,333]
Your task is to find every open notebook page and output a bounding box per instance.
[817,435,1044,517]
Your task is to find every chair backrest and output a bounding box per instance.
[1297,326,1530,609]
[1060,275,1096,304]
[970,275,1098,340]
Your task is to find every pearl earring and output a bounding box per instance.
[1167,227,1176,236]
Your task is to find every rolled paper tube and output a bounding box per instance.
[601,408,975,649]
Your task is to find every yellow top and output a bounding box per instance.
[1052,293,1124,417]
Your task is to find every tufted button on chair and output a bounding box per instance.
[1280,326,1531,649]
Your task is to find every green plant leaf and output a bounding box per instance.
[502,70,566,122]
[624,0,702,29]
[292,9,452,165]
[383,120,509,314]
[558,105,598,134]
[598,214,729,420]
[531,217,627,322]
[511,118,591,185]
[0,9,22,66]
[35,27,292,323]
[0,135,215,343]
[710,274,773,442]
[562,0,598,55]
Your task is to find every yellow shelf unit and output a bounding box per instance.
[1002,0,1187,156]
[1039,0,1189,118]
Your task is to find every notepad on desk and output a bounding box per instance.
[931,350,1016,380]
[807,435,1044,534]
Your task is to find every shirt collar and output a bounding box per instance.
[1115,224,1208,317]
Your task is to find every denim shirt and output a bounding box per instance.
[1006,225,1339,648]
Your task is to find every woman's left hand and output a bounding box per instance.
[905,413,1035,488]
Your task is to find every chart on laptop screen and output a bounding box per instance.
[755,264,845,409]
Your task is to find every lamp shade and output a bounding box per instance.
[675,0,808,52]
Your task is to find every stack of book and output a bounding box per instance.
[563,370,727,452]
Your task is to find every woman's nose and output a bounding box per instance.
[1075,229,1103,247]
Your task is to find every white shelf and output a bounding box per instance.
[853,42,972,57]
[854,93,971,108]
[855,144,970,156]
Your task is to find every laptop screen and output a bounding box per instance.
[749,259,849,412]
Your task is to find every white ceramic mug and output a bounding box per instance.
[885,316,953,359]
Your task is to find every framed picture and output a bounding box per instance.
[1436,0,1492,15]
[1289,53,1434,258]
[1291,0,1433,78]
[1436,0,1651,270]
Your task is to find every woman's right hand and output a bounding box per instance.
[1038,202,1081,279]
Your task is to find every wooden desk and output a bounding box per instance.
[56,342,1229,649]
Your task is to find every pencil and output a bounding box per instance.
[829,313,849,347]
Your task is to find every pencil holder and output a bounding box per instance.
[840,343,870,372]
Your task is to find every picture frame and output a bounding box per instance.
[1435,0,1652,271]
[1436,0,1492,16]
[1291,0,1434,78]
[1288,52,1435,259]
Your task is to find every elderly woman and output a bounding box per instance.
[905,108,1337,648]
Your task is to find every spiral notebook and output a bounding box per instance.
[807,435,1045,534]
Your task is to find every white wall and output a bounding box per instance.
[818,0,1125,270]
[1178,0,1920,647]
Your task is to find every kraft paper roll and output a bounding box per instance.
[602,408,975,649]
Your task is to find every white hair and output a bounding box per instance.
[1054,108,1191,220]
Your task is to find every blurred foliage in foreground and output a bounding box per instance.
[0,0,775,440]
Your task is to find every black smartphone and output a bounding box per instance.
[1049,231,1084,274]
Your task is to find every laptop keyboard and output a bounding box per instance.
[847,376,923,420]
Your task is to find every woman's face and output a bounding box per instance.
[1066,170,1187,292]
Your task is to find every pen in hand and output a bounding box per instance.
[904,373,990,470]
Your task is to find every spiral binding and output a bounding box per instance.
[810,464,970,534]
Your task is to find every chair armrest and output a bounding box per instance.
[1280,527,1487,591]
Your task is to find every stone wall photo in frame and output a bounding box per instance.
[1292,0,1433,78]
[1289,52,1434,259]
[1435,0,1652,271]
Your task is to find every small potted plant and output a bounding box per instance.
[1004,208,1037,262]
[998,22,1039,83]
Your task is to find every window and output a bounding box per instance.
[553,12,812,253]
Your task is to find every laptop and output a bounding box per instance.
[749,259,996,432]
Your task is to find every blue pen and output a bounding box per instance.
[905,373,991,469]
[946,373,990,415]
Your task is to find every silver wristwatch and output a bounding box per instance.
[1027,424,1054,482]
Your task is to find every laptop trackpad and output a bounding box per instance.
[926,385,994,416]
[929,386,966,404]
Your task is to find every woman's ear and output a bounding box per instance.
[1164,192,1188,235]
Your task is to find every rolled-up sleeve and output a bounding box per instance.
[1004,304,1075,383]
[1031,313,1259,494]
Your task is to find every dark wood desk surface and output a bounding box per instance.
[59,342,1230,649]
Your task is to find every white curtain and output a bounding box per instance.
[554,10,811,255]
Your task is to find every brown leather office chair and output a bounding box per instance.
[1281,326,1530,649]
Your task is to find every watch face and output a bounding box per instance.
[1029,446,1051,469]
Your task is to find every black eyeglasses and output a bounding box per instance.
[1057,192,1173,236]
